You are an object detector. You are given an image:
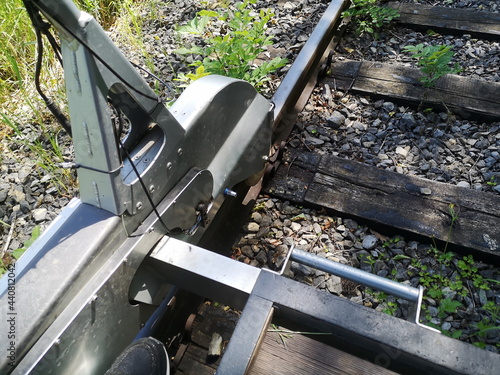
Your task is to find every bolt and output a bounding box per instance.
[149,184,155,193]
[136,202,143,211]
[167,162,173,171]
[224,188,237,198]
[177,148,183,156]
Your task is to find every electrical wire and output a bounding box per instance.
[130,61,176,96]
[23,0,72,136]
[113,106,182,236]
[26,1,176,127]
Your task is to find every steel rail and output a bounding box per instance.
[243,0,350,204]
[271,0,350,132]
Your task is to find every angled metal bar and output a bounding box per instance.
[216,295,274,375]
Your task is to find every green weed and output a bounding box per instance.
[486,177,498,187]
[1,224,41,276]
[437,298,462,318]
[175,0,288,88]
[471,301,500,349]
[342,0,400,37]
[382,236,400,248]
[403,43,462,87]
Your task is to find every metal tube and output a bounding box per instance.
[290,248,420,302]
[271,0,350,128]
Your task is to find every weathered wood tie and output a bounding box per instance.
[387,2,500,40]
[325,59,500,121]
[264,149,500,263]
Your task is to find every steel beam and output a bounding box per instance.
[216,295,274,375]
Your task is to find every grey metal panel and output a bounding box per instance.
[9,211,166,375]
[35,1,272,223]
[0,200,125,373]
[169,75,272,195]
[7,170,229,374]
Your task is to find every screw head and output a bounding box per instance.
[136,202,143,210]
[167,162,173,170]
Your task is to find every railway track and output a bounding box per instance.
[168,1,500,374]
[1,1,499,374]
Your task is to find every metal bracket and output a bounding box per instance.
[144,239,496,375]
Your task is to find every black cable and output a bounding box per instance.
[23,1,72,136]
[25,1,184,235]
[23,1,63,65]
[130,61,175,96]
[44,30,63,66]
[115,109,181,236]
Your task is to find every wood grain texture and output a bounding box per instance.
[387,2,500,39]
[326,59,500,121]
[324,60,500,121]
[250,329,399,375]
[265,151,500,262]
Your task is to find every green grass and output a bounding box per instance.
[0,0,152,117]
[0,0,37,100]
[0,0,154,184]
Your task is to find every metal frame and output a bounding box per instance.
[148,239,500,375]
[28,0,272,227]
